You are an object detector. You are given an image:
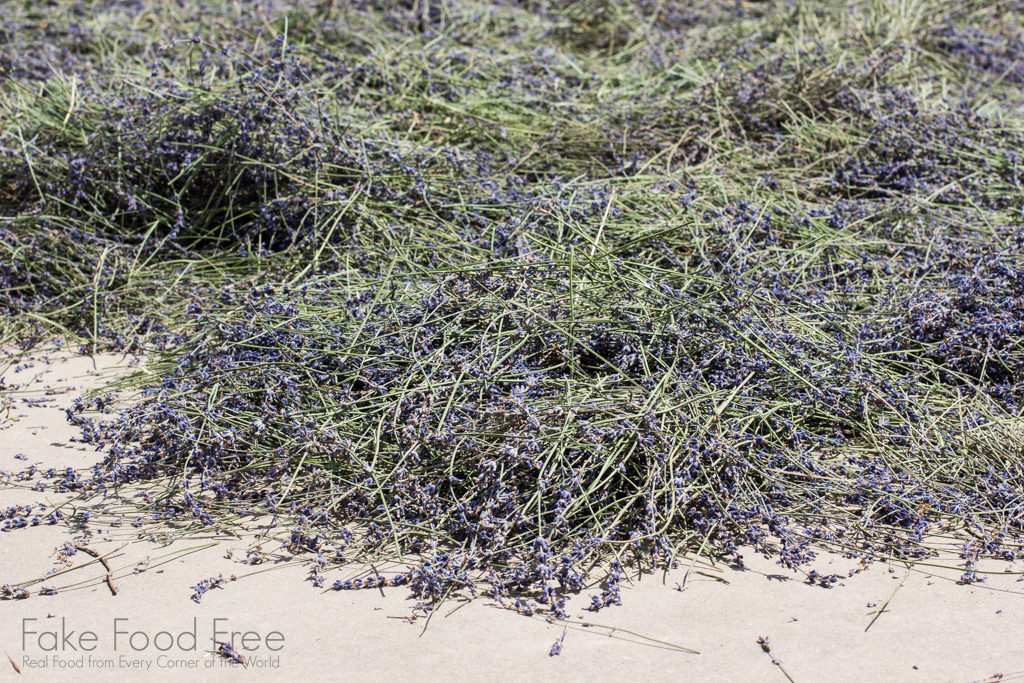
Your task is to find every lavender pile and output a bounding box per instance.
[2,0,1024,605]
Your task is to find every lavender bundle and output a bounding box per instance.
[1,0,1023,609]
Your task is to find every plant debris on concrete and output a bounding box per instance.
[2,0,1023,618]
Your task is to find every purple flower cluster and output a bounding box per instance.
[932,22,1024,86]
[191,575,230,604]
[2,0,1023,618]
[58,243,1022,607]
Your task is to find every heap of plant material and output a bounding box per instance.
[3,0,1024,606]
